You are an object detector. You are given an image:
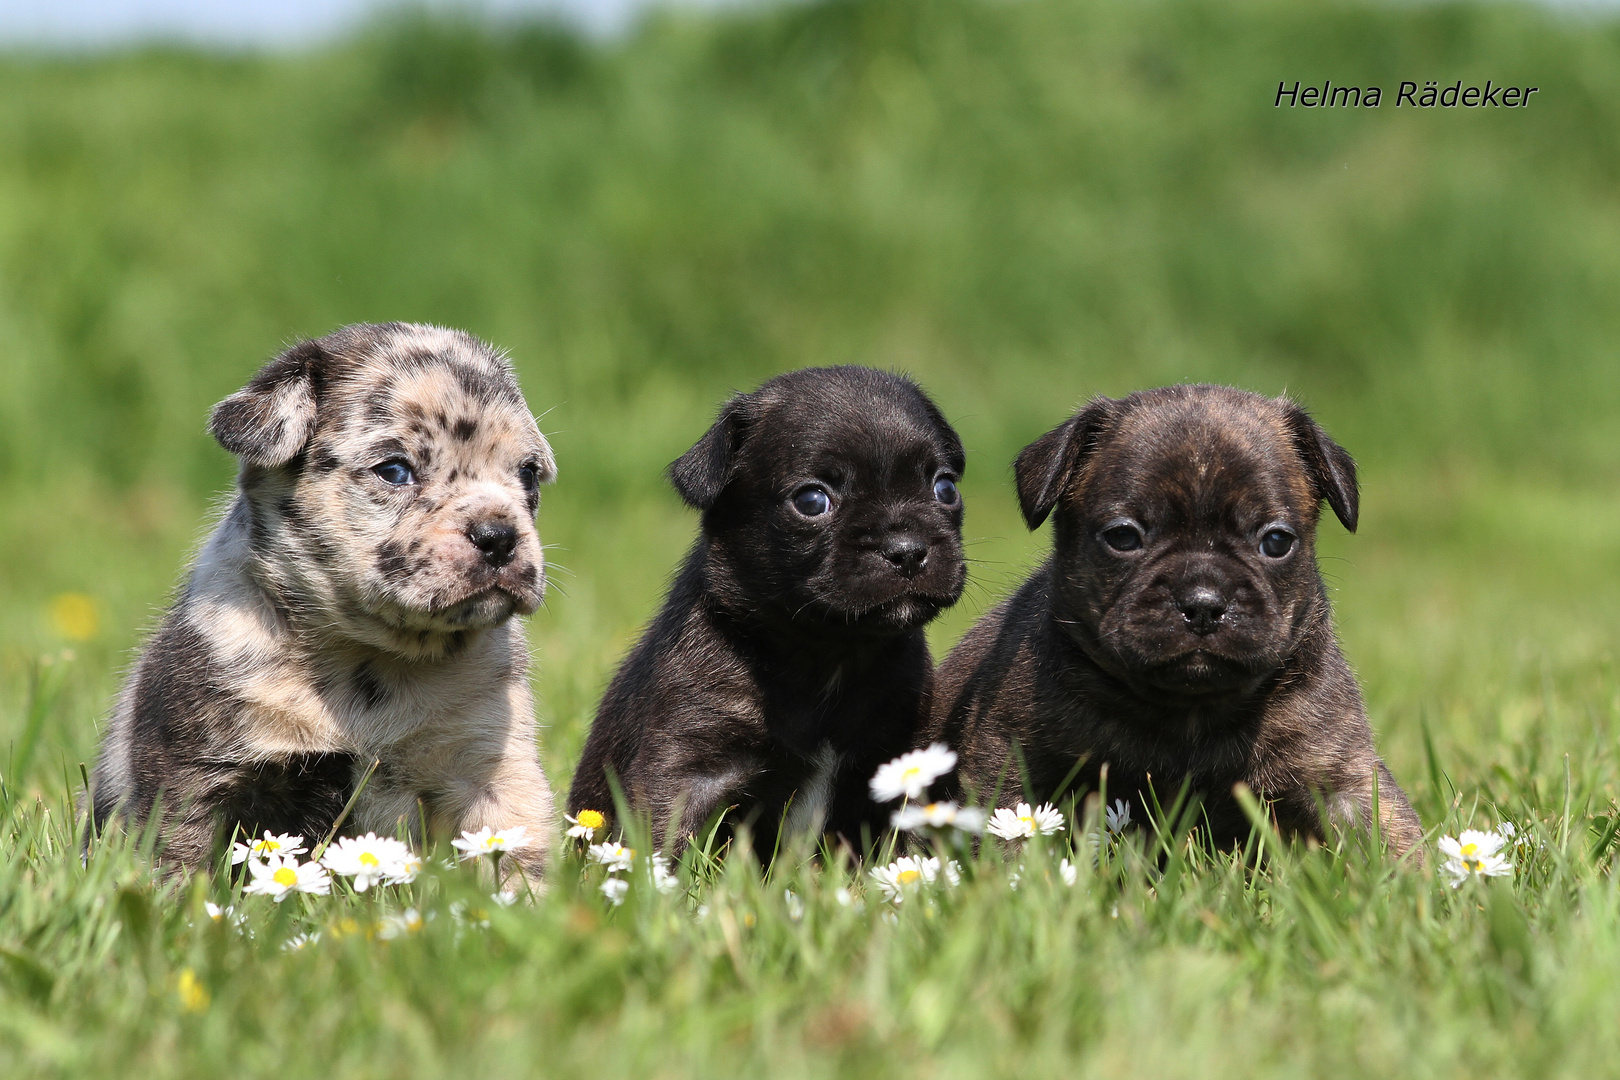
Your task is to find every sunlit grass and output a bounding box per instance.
[2,0,1619,1075]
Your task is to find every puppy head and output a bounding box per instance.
[1015,384,1356,700]
[210,323,555,657]
[671,366,967,638]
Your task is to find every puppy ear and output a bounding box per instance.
[208,340,328,468]
[1013,397,1118,530]
[669,398,750,510]
[1283,403,1359,533]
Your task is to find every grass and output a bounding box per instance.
[2,0,1619,1075]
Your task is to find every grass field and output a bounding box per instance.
[2,0,1619,1075]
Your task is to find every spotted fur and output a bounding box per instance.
[88,323,557,878]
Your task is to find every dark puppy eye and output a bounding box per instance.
[518,463,538,491]
[373,459,416,486]
[1100,521,1144,553]
[1260,527,1296,559]
[792,485,832,518]
[932,477,960,506]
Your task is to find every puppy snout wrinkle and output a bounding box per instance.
[1176,585,1228,635]
[881,536,929,579]
[467,519,519,567]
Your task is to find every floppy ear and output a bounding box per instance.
[1282,403,1359,533]
[1013,397,1119,530]
[668,397,751,510]
[208,340,328,468]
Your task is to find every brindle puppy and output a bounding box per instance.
[929,385,1423,857]
[89,323,557,877]
[568,366,967,860]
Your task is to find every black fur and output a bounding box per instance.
[568,366,967,861]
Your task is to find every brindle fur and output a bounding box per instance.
[568,367,967,861]
[929,385,1423,858]
[89,323,557,877]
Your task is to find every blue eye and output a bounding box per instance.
[373,459,415,486]
[792,486,831,517]
[933,477,959,506]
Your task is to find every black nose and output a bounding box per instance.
[467,520,518,567]
[1177,586,1227,635]
[881,537,929,580]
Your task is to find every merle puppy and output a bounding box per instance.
[568,366,967,860]
[89,323,558,877]
[928,385,1423,857]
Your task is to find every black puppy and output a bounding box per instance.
[568,366,967,860]
[929,385,1423,857]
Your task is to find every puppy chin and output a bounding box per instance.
[810,581,962,636]
[1130,650,1271,698]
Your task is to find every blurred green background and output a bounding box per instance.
[1,0,1616,816]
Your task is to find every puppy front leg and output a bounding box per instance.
[454,741,556,884]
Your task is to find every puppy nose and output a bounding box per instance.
[1177,586,1227,635]
[881,537,929,579]
[467,520,518,567]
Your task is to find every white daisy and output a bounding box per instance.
[890,801,987,833]
[375,908,426,940]
[385,851,423,887]
[986,802,1066,840]
[784,889,805,922]
[320,833,413,892]
[565,809,607,840]
[491,890,518,907]
[1059,858,1078,886]
[868,744,957,803]
[244,854,330,901]
[649,852,680,894]
[1439,829,1513,887]
[281,932,320,952]
[230,831,306,866]
[600,877,630,906]
[587,841,635,873]
[1105,799,1132,834]
[449,900,490,928]
[451,826,530,860]
[869,855,946,904]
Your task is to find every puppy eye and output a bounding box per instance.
[932,477,960,506]
[791,485,832,518]
[1100,521,1144,553]
[373,459,416,486]
[1260,528,1296,559]
[518,464,538,491]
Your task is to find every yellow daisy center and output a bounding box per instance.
[359,852,380,868]
[273,867,298,887]
[903,766,922,779]
[1460,842,1478,857]
[256,839,280,853]
[897,869,922,885]
[577,810,606,830]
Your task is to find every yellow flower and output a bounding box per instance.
[566,809,607,839]
[176,968,209,1012]
[49,593,100,641]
